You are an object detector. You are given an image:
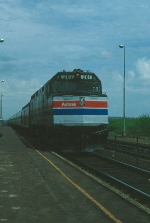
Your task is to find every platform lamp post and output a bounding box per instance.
[0,39,4,126]
[119,44,126,136]
[1,80,4,121]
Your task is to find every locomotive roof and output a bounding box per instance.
[51,69,101,82]
[31,69,101,99]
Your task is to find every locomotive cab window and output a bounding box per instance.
[51,80,102,95]
[76,81,102,93]
[52,81,76,93]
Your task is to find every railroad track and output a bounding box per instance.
[103,139,150,172]
[16,130,150,208]
[106,138,150,160]
[59,151,150,207]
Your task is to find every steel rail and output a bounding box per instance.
[79,161,150,204]
[62,152,150,206]
[106,140,150,160]
[93,153,150,177]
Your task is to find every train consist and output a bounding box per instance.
[8,69,109,152]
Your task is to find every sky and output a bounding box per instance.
[0,0,150,119]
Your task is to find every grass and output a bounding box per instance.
[109,114,150,138]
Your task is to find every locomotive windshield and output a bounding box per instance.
[52,81,101,94]
[51,71,102,95]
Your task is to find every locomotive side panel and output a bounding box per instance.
[22,103,30,128]
[7,110,22,127]
[30,84,53,127]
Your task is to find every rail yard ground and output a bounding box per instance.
[106,135,150,171]
[0,126,150,223]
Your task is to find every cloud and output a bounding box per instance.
[127,70,135,84]
[5,77,41,97]
[1,0,150,118]
[128,70,135,78]
[101,51,112,59]
[136,57,150,83]
[106,71,123,98]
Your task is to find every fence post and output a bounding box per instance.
[136,137,139,165]
[115,135,116,159]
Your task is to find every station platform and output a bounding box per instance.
[0,126,149,223]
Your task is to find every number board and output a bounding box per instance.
[59,74,93,80]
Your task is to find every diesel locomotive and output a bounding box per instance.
[8,69,109,152]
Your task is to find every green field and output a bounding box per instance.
[109,114,150,138]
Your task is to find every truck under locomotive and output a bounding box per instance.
[8,69,109,152]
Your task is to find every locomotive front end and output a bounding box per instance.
[51,69,108,152]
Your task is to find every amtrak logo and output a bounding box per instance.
[62,102,76,106]
[80,97,85,106]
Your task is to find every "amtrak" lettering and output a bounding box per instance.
[62,102,76,106]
